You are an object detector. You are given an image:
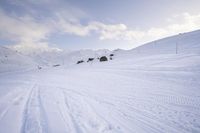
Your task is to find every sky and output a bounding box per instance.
[0,0,200,51]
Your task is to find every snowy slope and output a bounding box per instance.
[0,29,200,133]
[0,46,37,73]
[105,29,200,71]
[129,29,200,55]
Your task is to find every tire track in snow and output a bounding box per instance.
[57,84,200,133]
[59,87,169,133]
[84,69,200,132]
[20,85,48,133]
[150,93,200,109]
[119,92,200,132]
[105,93,200,133]
[51,87,81,133]
[0,88,26,120]
[81,94,170,133]
[60,87,121,133]
[63,89,188,133]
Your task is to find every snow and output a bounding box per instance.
[0,30,200,133]
[0,46,37,73]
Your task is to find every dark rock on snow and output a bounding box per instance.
[100,56,108,62]
[87,58,94,62]
[77,60,84,64]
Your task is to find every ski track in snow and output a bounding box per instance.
[61,88,119,133]
[21,85,48,133]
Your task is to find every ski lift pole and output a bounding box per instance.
[176,42,178,54]
[176,33,182,54]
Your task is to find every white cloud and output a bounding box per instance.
[56,12,200,44]
[11,42,62,54]
[89,22,127,40]
[0,9,58,52]
[0,10,51,43]
[56,17,90,36]
[96,12,200,43]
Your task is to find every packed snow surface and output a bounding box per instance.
[0,30,200,133]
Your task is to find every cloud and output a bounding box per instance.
[56,17,90,36]
[11,42,62,54]
[0,9,58,52]
[0,9,52,43]
[56,12,200,44]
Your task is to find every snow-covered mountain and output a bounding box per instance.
[25,49,111,67]
[0,46,37,73]
[0,46,112,72]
